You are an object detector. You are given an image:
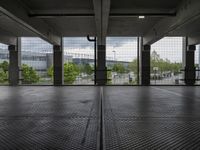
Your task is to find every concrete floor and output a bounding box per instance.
[0,86,200,149]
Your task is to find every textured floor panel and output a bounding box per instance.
[104,86,200,149]
[0,86,99,150]
[104,118,200,150]
[104,86,200,118]
[0,118,97,150]
[1,86,200,149]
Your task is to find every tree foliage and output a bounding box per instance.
[0,68,8,83]
[0,61,40,84]
[0,61,9,72]
[79,63,93,75]
[64,63,79,84]
[48,62,80,84]
[112,63,126,74]
[22,64,40,84]
[128,59,138,74]
[47,66,53,77]
[151,50,182,74]
[0,61,8,83]
[128,51,182,75]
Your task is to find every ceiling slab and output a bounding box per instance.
[0,0,200,43]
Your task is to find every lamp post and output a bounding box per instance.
[112,50,116,62]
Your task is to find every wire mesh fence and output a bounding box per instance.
[150,37,184,85]
[195,45,200,85]
[106,37,138,85]
[0,43,9,85]
[63,37,95,85]
[21,37,53,85]
[1,37,200,86]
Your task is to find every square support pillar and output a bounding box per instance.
[96,45,107,85]
[184,44,196,85]
[8,38,21,86]
[9,45,18,85]
[139,38,151,85]
[53,45,63,85]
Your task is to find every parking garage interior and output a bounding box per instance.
[1,0,200,149]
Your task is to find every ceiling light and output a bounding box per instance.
[139,16,145,19]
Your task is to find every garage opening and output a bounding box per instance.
[106,37,138,85]
[21,38,53,85]
[150,37,184,85]
[195,45,200,85]
[0,43,9,85]
[63,37,95,85]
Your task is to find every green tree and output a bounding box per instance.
[0,61,9,72]
[78,64,93,75]
[150,50,182,75]
[128,59,137,74]
[47,62,80,84]
[84,64,93,75]
[22,64,40,84]
[64,63,79,84]
[112,63,126,74]
[0,68,8,83]
[47,66,53,78]
[0,61,9,83]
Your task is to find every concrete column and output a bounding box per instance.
[8,41,19,86]
[53,44,63,85]
[8,38,21,85]
[96,45,107,85]
[139,37,151,85]
[184,41,196,85]
[8,45,18,85]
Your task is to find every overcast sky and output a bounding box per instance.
[1,37,200,63]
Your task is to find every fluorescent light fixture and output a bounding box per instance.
[139,16,145,19]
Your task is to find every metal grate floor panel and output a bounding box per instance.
[0,86,200,149]
[104,86,200,150]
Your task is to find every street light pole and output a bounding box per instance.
[112,50,116,62]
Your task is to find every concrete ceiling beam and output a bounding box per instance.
[29,8,176,18]
[188,36,200,45]
[0,29,16,45]
[143,0,200,45]
[93,0,110,45]
[0,0,61,45]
